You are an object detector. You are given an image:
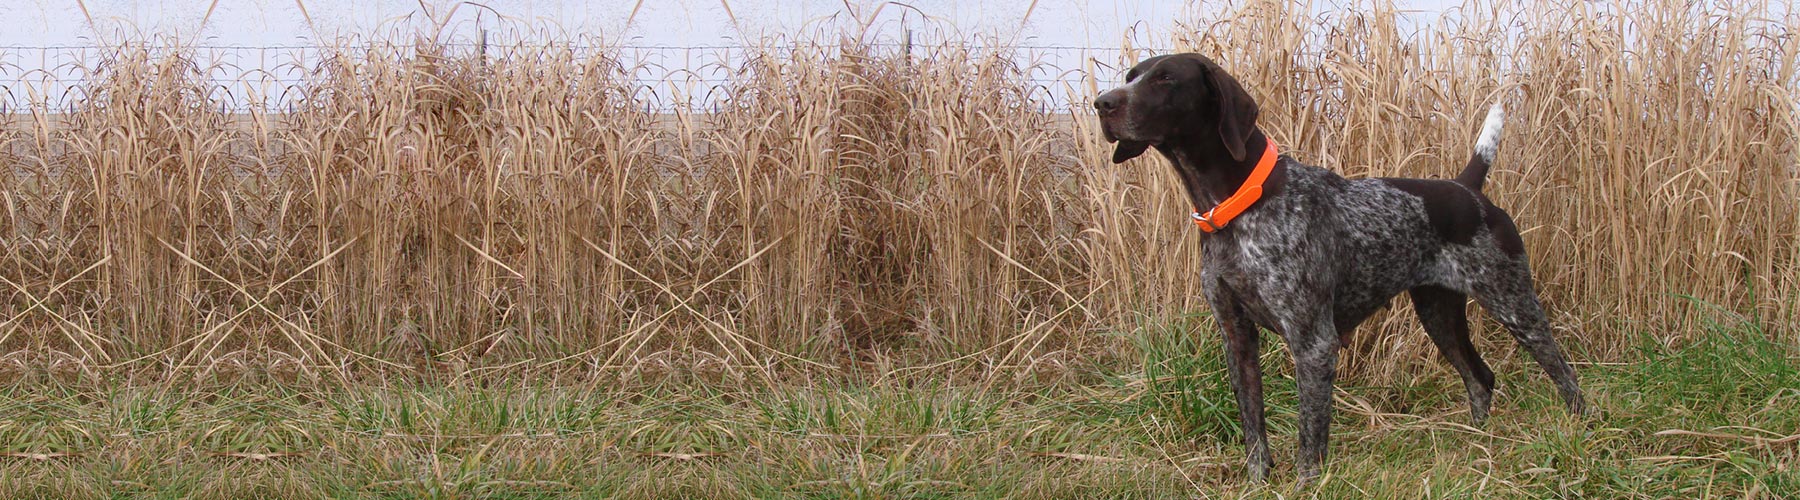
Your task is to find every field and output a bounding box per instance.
[2,0,1797,498]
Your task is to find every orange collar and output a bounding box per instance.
[1191,139,1279,233]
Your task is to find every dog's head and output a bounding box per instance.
[1093,53,1260,164]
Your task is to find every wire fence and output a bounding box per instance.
[0,43,1167,113]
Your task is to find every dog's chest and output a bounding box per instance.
[1201,194,1337,324]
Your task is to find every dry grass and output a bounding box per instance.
[2,0,1796,388]
[1168,0,1800,382]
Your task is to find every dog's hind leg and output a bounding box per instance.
[1409,285,1496,424]
[1469,260,1587,416]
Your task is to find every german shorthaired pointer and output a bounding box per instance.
[1094,53,1587,483]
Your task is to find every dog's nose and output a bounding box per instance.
[1094,92,1122,114]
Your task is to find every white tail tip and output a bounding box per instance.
[1474,102,1505,163]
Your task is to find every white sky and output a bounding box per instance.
[1,0,1464,111]
[5,1,1251,47]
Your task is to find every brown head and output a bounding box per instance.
[1093,53,1261,164]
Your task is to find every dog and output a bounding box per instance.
[1094,53,1587,483]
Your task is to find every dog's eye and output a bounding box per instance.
[1158,73,1175,83]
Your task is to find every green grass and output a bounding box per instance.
[2,320,1795,499]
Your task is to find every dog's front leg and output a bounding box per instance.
[1289,315,1340,485]
[1211,297,1273,482]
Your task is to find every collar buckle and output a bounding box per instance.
[1191,211,1222,232]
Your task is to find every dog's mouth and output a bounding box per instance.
[1100,120,1157,146]
[1099,106,1170,144]
[1098,117,1158,164]
[1098,118,1139,144]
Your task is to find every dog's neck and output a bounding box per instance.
[1156,129,1279,213]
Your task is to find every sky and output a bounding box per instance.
[4,1,1254,47]
[0,0,1463,111]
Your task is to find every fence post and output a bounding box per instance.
[902,29,912,67]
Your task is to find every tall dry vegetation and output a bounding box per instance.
[2,0,1795,385]
[1168,0,1799,380]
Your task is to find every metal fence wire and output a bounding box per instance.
[0,43,1168,113]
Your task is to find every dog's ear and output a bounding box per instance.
[1112,140,1151,164]
[1201,60,1260,161]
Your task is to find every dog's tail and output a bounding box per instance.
[1456,102,1505,191]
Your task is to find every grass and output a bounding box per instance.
[1,320,1793,499]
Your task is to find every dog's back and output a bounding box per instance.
[1211,105,1522,333]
